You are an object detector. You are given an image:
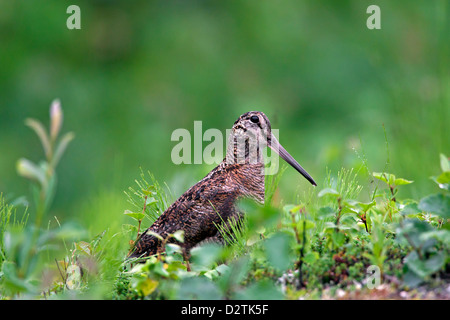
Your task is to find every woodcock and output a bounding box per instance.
[128,111,316,260]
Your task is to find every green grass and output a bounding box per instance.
[0,103,448,300]
[0,1,448,300]
[1,154,448,299]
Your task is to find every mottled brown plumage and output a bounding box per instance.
[128,111,316,260]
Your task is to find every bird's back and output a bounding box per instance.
[128,161,265,259]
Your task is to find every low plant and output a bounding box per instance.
[0,100,83,298]
[1,101,448,300]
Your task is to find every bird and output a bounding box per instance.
[128,111,316,260]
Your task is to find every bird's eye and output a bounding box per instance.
[250,115,259,123]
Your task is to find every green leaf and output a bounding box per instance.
[144,185,156,192]
[171,230,184,243]
[146,197,157,206]
[123,210,145,221]
[16,158,46,187]
[135,277,159,296]
[122,223,137,232]
[283,204,304,214]
[397,219,433,248]
[246,233,260,246]
[165,260,186,276]
[303,251,319,264]
[324,221,338,231]
[90,230,106,250]
[402,268,424,287]
[317,206,335,219]
[177,277,222,300]
[152,260,170,277]
[264,232,292,271]
[1,261,36,294]
[436,171,450,184]
[190,243,222,271]
[424,252,446,274]
[405,251,445,278]
[25,118,51,159]
[373,172,395,185]
[234,279,283,300]
[440,154,450,172]
[418,193,450,219]
[394,178,414,186]
[340,215,358,228]
[142,187,155,196]
[431,174,450,191]
[341,206,358,215]
[419,230,450,246]
[145,230,164,241]
[216,257,249,293]
[241,199,279,232]
[400,202,421,216]
[52,132,75,167]
[318,188,339,198]
[75,241,92,255]
[165,243,182,256]
[296,218,316,233]
[357,200,377,212]
[373,172,386,183]
[331,232,345,247]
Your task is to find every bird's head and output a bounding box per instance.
[227,111,316,186]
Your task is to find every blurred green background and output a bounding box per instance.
[0,1,448,234]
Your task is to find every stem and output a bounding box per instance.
[291,210,301,244]
[128,194,147,257]
[136,195,147,241]
[291,208,306,289]
[336,197,343,232]
[389,185,396,202]
[363,218,369,233]
[55,258,68,289]
[360,212,369,233]
[298,218,306,289]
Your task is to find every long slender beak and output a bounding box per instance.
[269,134,317,186]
